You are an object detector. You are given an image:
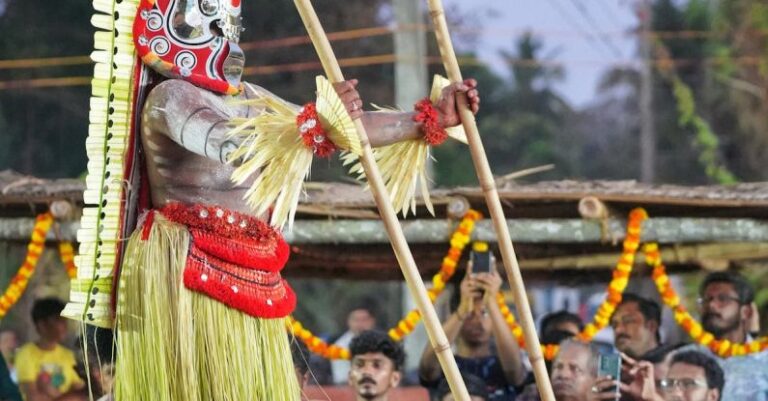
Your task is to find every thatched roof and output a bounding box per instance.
[1,170,767,279]
[0,171,82,204]
[2,169,768,219]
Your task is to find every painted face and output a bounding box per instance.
[610,302,657,358]
[550,345,595,401]
[349,352,401,400]
[133,0,245,94]
[660,363,718,401]
[699,282,746,338]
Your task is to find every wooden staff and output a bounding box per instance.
[424,1,556,400]
[293,1,471,400]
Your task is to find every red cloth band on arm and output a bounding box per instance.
[413,98,448,146]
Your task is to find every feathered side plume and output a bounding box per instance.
[343,74,467,217]
[227,76,360,229]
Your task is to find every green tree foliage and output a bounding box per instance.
[601,0,768,184]
[434,33,574,186]
[0,0,93,178]
[0,0,394,179]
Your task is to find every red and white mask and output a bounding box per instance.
[133,0,245,94]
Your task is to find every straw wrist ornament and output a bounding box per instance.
[297,102,337,157]
[413,98,448,146]
[343,75,469,217]
[227,76,361,229]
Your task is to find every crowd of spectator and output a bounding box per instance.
[5,268,767,401]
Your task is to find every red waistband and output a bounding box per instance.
[158,203,290,272]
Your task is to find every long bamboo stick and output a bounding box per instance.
[424,1,556,400]
[292,1,471,400]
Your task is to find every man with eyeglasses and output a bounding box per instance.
[658,351,724,401]
[616,350,724,401]
[677,271,768,401]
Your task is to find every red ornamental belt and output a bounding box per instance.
[144,203,296,319]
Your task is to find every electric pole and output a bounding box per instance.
[639,0,656,182]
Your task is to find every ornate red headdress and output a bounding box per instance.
[133,0,244,94]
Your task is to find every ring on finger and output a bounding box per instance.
[591,385,599,393]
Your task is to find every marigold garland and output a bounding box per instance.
[288,209,483,359]
[0,213,54,318]
[59,242,77,279]
[500,208,648,360]
[644,243,768,357]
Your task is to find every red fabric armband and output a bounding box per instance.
[413,98,448,146]
[297,102,337,158]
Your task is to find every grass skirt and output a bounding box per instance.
[114,214,300,401]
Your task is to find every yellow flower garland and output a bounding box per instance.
[0,213,54,318]
[645,243,768,357]
[499,208,649,360]
[291,206,768,360]
[288,209,483,360]
[59,242,77,279]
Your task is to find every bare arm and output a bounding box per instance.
[418,269,477,383]
[144,78,480,163]
[142,79,271,164]
[418,311,465,383]
[333,79,481,148]
[477,270,527,386]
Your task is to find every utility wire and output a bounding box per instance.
[0,54,762,91]
[565,0,625,57]
[0,27,760,71]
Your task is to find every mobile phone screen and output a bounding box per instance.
[471,241,491,274]
[597,353,621,399]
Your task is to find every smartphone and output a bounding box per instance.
[470,241,491,274]
[597,353,621,400]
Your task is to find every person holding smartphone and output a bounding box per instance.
[419,243,527,401]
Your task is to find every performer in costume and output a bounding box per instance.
[64,0,480,400]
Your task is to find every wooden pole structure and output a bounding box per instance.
[424,1,556,399]
[293,1,471,400]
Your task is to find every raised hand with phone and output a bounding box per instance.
[419,242,527,399]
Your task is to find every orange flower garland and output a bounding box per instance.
[389,209,482,341]
[500,208,649,360]
[645,243,768,357]
[288,209,483,359]
[59,242,77,279]
[0,213,54,318]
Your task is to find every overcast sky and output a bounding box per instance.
[445,0,639,108]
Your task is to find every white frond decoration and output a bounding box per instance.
[228,77,361,229]
[63,0,141,328]
[342,75,468,217]
[315,76,361,156]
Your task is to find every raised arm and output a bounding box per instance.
[418,271,477,383]
[141,79,270,164]
[476,268,527,386]
[142,77,480,163]
[333,78,480,147]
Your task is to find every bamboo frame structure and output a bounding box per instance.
[424,1,556,399]
[293,1,471,400]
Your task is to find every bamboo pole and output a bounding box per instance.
[292,1,471,400]
[424,1,556,399]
